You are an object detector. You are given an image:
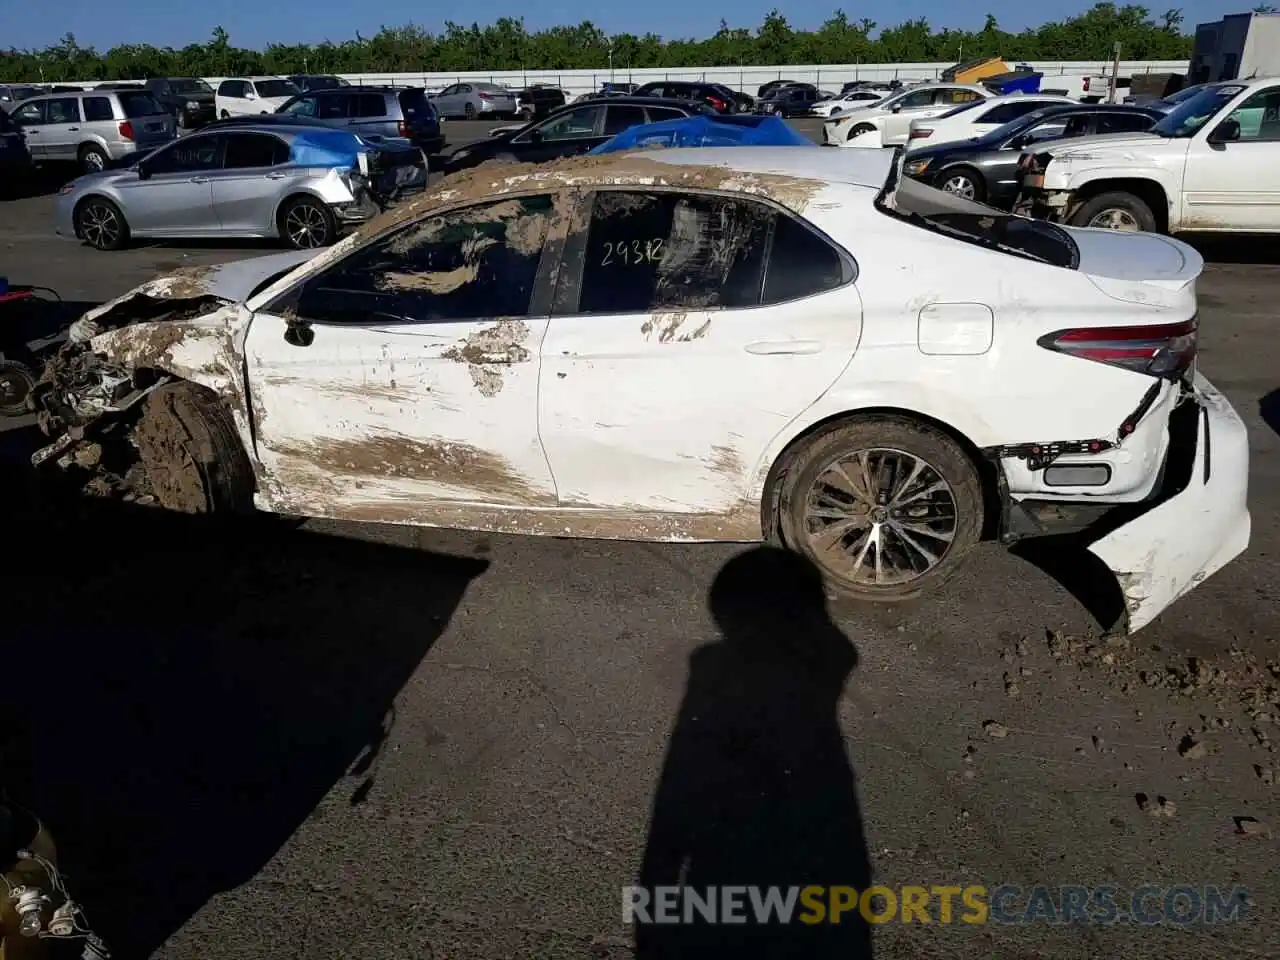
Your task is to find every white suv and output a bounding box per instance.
[1015,78,1280,234]
[215,77,302,119]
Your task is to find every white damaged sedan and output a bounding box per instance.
[31,146,1249,633]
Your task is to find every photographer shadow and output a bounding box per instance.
[636,546,873,958]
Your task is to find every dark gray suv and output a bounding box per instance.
[269,86,444,155]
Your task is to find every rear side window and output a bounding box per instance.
[83,96,113,121]
[575,191,844,314]
[118,92,165,118]
[604,104,647,135]
[645,106,685,122]
[355,94,387,118]
[936,99,985,119]
[222,132,288,168]
[297,195,557,323]
[979,100,1055,125]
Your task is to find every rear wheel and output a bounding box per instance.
[464,102,476,119]
[773,416,984,602]
[78,143,108,174]
[1069,191,1157,233]
[132,382,254,514]
[278,195,337,249]
[75,196,130,250]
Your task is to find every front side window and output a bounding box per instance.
[217,81,239,97]
[12,101,45,125]
[144,135,223,174]
[281,96,318,117]
[575,191,845,314]
[313,93,349,119]
[295,195,557,324]
[254,80,301,99]
[979,100,1050,125]
[534,106,601,141]
[1218,86,1280,141]
[896,90,936,109]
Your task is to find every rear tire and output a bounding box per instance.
[464,102,476,119]
[75,196,130,251]
[277,195,337,249]
[78,143,108,174]
[1069,190,1157,233]
[773,416,984,602]
[132,382,255,515]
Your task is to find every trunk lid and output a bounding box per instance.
[1064,226,1204,306]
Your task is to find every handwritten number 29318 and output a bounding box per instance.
[601,238,664,266]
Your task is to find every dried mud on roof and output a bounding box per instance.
[350,151,826,244]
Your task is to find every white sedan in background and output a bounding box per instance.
[906,93,1077,150]
[825,83,994,147]
[31,146,1248,634]
[811,88,894,118]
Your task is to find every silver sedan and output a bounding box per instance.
[53,123,417,251]
[430,82,519,119]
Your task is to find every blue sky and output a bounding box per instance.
[8,0,1230,51]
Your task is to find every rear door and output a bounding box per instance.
[123,133,222,234]
[209,132,292,233]
[349,92,395,138]
[537,188,861,514]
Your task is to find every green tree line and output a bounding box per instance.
[1,4,1197,84]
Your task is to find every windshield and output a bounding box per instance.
[256,80,301,99]
[1161,84,1207,106]
[10,86,41,102]
[169,78,213,94]
[879,165,1079,269]
[1151,83,1241,137]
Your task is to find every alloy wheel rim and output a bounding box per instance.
[285,205,328,248]
[803,447,958,586]
[81,203,119,248]
[84,151,104,172]
[942,175,976,199]
[0,369,32,408]
[1088,208,1141,231]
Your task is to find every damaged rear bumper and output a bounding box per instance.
[1088,372,1250,633]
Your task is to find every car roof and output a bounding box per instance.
[562,95,705,109]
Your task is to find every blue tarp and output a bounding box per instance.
[590,114,815,155]
[290,128,369,168]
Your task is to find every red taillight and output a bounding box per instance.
[478,92,492,100]
[1038,318,1197,379]
[708,95,727,110]
[1083,77,1092,91]
[117,120,134,141]
[910,128,933,139]
[397,119,408,136]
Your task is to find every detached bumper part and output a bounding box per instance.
[1089,373,1250,633]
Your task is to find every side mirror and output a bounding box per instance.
[1007,134,1029,150]
[890,103,903,114]
[245,90,259,101]
[284,318,314,348]
[528,129,543,143]
[1209,117,1241,144]
[137,162,152,180]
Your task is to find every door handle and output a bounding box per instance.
[265,171,286,179]
[66,126,78,131]
[189,176,210,183]
[744,340,824,355]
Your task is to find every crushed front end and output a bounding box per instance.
[1011,148,1070,222]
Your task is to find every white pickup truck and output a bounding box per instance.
[1014,77,1280,233]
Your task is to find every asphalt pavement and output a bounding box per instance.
[1,120,1278,960]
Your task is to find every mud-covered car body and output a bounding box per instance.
[31,147,1250,633]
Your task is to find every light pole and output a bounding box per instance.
[608,39,614,84]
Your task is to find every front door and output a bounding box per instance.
[120,133,222,234]
[243,192,570,521]
[511,105,604,162]
[10,100,46,158]
[38,96,82,161]
[538,188,864,515]
[209,131,290,234]
[1182,82,1280,231]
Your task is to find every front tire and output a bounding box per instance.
[848,122,876,141]
[1069,190,1157,233]
[78,143,108,174]
[938,167,985,202]
[133,382,255,514]
[0,359,36,417]
[278,195,337,249]
[773,416,984,602]
[75,196,130,250]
